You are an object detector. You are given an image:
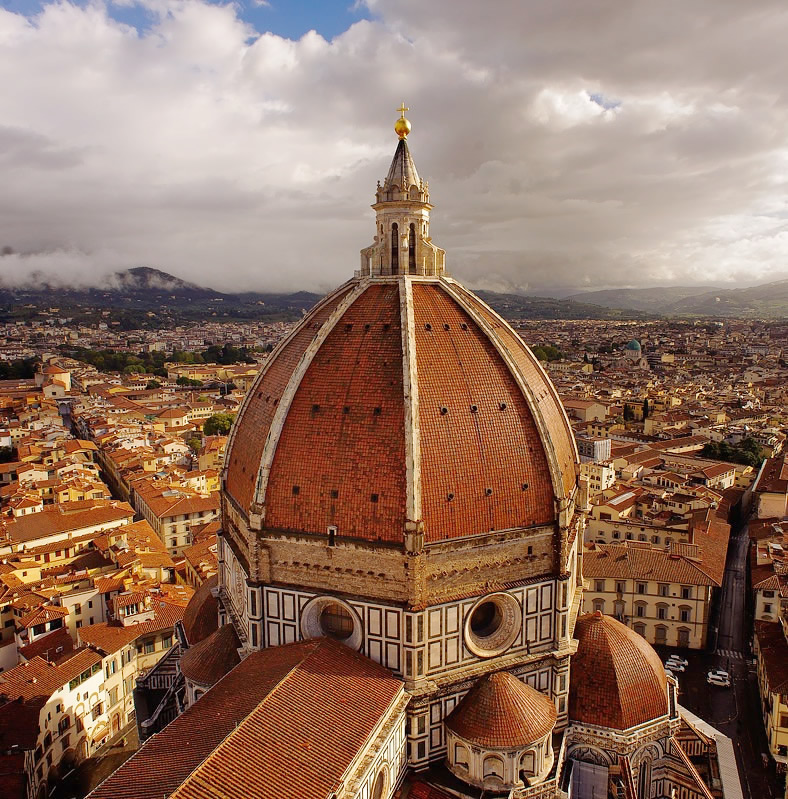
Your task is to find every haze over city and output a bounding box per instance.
[2,0,788,294]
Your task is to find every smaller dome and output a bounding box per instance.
[570,612,668,730]
[180,623,240,688]
[625,339,641,351]
[446,671,557,748]
[182,575,218,646]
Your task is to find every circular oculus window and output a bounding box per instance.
[464,592,521,658]
[300,596,363,650]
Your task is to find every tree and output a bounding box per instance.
[642,399,649,419]
[186,435,202,455]
[146,380,162,389]
[177,376,203,387]
[204,413,236,436]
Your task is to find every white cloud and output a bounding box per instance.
[1,0,788,294]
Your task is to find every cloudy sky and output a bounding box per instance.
[1,0,788,295]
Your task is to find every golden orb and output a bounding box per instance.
[395,102,411,138]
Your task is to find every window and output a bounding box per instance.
[593,599,605,614]
[615,581,626,593]
[58,716,70,734]
[74,603,82,615]
[659,584,670,597]
[43,732,52,749]
[76,716,84,733]
[681,586,692,599]
[91,703,104,722]
[764,603,773,614]
[594,580,605,592]
[76,620,83,629]
[162,635,173,649]
[635,602,646,618]
[60,734,70,750]
[250,592,257,617]
[88,600,93,608]
[679,607,691,622]
[144,640,155,654]
[764,590,775,598]
[633,623,646,637]
[109,687,119,705]
[637,582,646,594]
[657,604,668,620]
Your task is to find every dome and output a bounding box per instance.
[224,279,577,544]
[625,339,641,351]
[569,611,668,730]
[446,671,557,748]
[180,623,240,688]
[181,575,218,645]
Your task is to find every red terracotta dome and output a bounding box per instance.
[446,671,557,748]
[181,575,218,646]
[180,622,241,688]
[570,611,669,730]
[224,278,577,544]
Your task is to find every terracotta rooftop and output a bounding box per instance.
[569,611,668,731]
[181,575,218,646]
[225,279,577,543]
[89,638,403,799]
[445,671,557,748]
[179,623,240,687]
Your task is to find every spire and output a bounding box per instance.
[383,138,420,194]
[358,105,446,278]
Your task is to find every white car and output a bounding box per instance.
[707,670,731,687]
[665,659,686,673]
[668,655,689,667]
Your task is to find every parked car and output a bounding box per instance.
[665,659,686,672]
[668,655,689,667]
[707,670,731,687]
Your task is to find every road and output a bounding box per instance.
[664,520,783,799]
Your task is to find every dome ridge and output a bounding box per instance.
[439,279,576,513]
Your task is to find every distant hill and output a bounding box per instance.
[567,286,718,313]
[0,267,649,327]
[568,281,788,318]
[475,291,649,320]
[0,267,323,328]
[663,279,788,318]
[1,267,783,327]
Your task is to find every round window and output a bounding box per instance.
[319,603,354,641]
[464,593,521,658]
[470,601,503,639]
[300,596,363,650]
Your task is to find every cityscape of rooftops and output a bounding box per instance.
[0,2,787,799]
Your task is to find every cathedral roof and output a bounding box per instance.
[179,623,240,688]
[445,671,557,748]
[181,575,218,646]
[89,638,403,799]
[569,611,669,730]
[224,279,577,543]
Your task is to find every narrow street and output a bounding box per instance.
[667,520,783,799]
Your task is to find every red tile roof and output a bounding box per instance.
[179,623,240,687]
[570,611,668,730]
[224,286,353,511]
[446,671,556,747]
[224,278,578,544]
[89,638,403,799]
[181,575,218,646]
